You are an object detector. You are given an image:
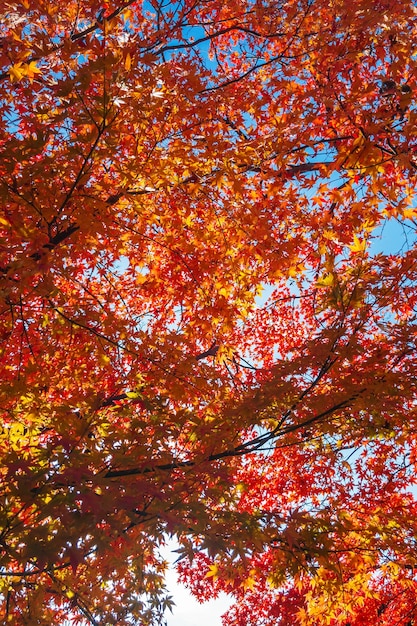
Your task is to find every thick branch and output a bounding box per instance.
[103,392,362,479]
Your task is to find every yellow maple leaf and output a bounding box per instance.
[215,281,229,297]
[322,229,338,241]
[9,60,41,83]
[349,234,367,253]
[25,61,41,81]
[205,563,219,581]
[316,273,334,288]
[125,391,141,399]
[9,62,25,82]
[403,207,417,219]
[241,569,257,591]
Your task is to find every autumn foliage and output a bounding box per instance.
[1,0,417,623]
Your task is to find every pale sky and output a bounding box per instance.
[165,568,231,626]
[161,543,232,626]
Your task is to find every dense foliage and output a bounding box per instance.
[1,0,417,623]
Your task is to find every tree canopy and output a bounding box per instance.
[1,0,417,623]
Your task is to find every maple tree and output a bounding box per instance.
[1,0,417,623]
